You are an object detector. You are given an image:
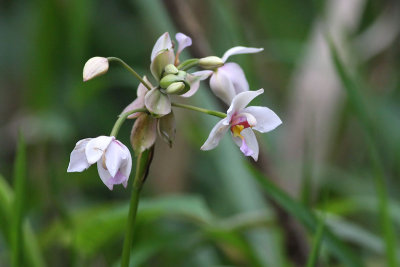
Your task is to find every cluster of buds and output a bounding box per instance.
[68,32,282,189]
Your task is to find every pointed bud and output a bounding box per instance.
[157,112,176,147]
[159,74,182,89]
[165,82,186,95]
[198,56,224,70]
[144,88,171,117]
[164,64,179,75]
[83,57,109,81]
[130,114,157,155]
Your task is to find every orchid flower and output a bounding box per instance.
[67,136,132,190]
[201,89,281,161]
[198,46,264,105]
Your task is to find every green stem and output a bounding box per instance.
[107,57,152,90]
[171,102,226,118]
[120,149,153,267]
[110,108,147,137]
[177,58,199,71]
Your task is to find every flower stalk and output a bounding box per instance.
[107,57,153,90]
[110,108,148,137]
[171,102,226,118]
[120,148,153,267]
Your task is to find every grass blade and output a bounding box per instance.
[11,134,27,267]
[306,215,325,267]
[328,38,398,267]
[247,164,364,267]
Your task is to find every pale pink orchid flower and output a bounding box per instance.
[201,89,281,161]
[67,136,132,190]
[199,46,264,105]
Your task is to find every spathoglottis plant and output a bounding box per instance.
[67,32,282,267]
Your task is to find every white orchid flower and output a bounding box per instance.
[67,136,132,190]
[200,46,264,105]
[201,89,281,161]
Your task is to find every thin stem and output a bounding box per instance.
[177,58,199,71]
[107,57,152,90]
[120,149,153,267]
[172,102,226,118]
[110,108,147,137]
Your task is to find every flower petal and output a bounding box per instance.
[130,114,157,155]
[243,106,282,133]
[221,46,264,62]
[201,118,230,150]
[104,140,126,177]
[209,70,236,105]
[121,76,153,119]
[118,141,132,180]
[157,111,176,147]
[85,136,113,164]
[144,88,172,116]
[231,128,259,161]
[227,89,264,120]
[220,62,249,93]
[181,70,213,98]
[151,32,173,61]
[97,161,113,190]
[150,49,175,81]
[67,138,91,172]
[175,32,192,54]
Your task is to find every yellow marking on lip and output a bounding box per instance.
[231,125,245,139]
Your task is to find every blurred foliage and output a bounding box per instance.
[1,0,400,266]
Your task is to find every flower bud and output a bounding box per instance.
[198,56,224,70]
[165,82,186,95]
[164,64,179,75]
[157,112,176,147]
[83,57,109,81]
[159,74,182,89]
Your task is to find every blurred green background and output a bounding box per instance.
[1,0,400,266]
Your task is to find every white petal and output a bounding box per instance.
[201,118,230,150]
[221,46,264,62]
[220,63,249,93]
[118,141,132,179]
[232,128,259,161]
[175,32,192,54]
[85,136,113,164]
[137,76,152,97]
[121,76,152,119]
[104,140,126,177]
[150,49,175,81]
[209,70,236,105]
[243,106,282,133]
[97,161,113,190]
[227,89,264,120]
[67,138,91,172]
[151,32,173,61]
[181,70,213,98]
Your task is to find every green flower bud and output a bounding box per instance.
[159,74,182,89]
[164,64,179,75]
[198,56,224,70]
[165,82,186,95]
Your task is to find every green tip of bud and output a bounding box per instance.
[165,82,186,94]
[160,74,182,88]
[164,64,179,75]
[198,56,224,70]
